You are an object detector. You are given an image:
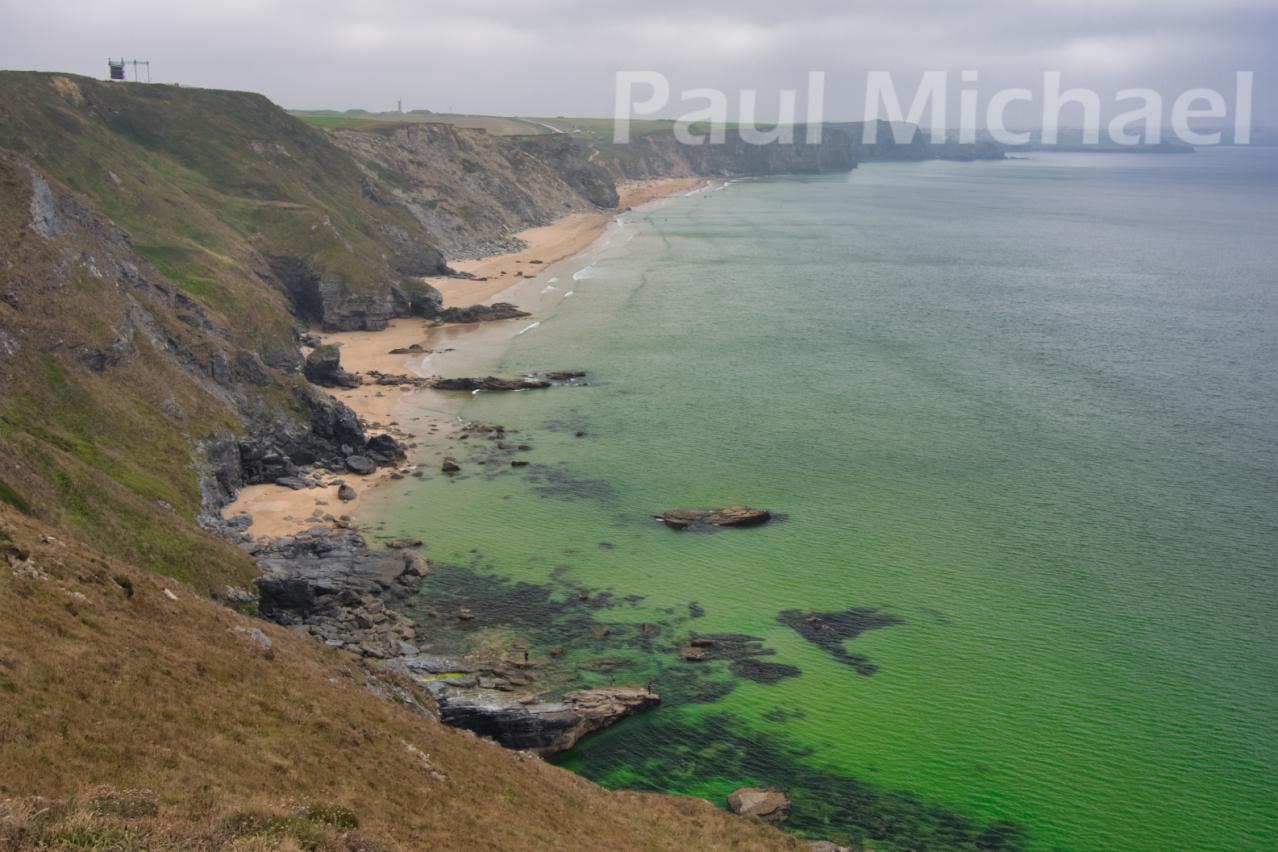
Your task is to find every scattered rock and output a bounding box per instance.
[726,787,790,822]
[458,607,474,620]
[545,371,586,381]
[384,538,423,550]
[337,484,358,502]
[510,459,529,467]
[441,458,461,473]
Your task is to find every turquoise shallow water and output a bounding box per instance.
[374,149,1278,850]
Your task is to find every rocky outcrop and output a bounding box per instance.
[420,681,660,756]
[302,344,360,388]
[656,506,772,529]
[253,529,427,659]
[435,302,530,324]
[431,376,552,392]
[727,788,791,822]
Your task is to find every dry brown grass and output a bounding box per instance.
[0,507,801,851]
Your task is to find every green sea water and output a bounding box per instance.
[371,149,1278,850]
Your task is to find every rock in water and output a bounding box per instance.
[303,344,360,388]
[441,458,461,473]
[425,686,660,756]
[431,376,552,392]
[435,302,530,324]
[726,787,791,822]
[656,506,772,530]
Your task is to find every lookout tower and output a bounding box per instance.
[107,59,151,83]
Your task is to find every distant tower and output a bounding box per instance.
[397,99,403,114]
[107,59,151,83]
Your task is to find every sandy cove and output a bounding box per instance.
[224,177,703,539]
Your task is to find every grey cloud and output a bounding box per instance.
[0,0,1272,122]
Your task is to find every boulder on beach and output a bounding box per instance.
[345,455,376,475]
[655,506,772,530]
[337,484,357,502]
[726,787,791,822]
[303,344,360,389]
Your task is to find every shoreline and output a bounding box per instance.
[223,176,704,540]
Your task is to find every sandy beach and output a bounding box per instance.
[223,177,701,538]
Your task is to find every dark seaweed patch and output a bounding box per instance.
[730,659,802,684]
[688,601,705,618]
[557,712,1025,851]
[524,464,615,501]
[778,607,904,675]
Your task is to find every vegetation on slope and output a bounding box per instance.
[0,507,799,851]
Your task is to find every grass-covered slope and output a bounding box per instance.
[0,72,447,336]
[0,507,799,851]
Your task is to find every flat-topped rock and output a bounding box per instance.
[726,787,791,822]
[426,686,660,756]
[656,506,772,530]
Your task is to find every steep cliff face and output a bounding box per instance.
[838,120,1006,161]
[0,105,408,588]
[0,71,448,334]
[593,124,858,181]
[330,123,619,258]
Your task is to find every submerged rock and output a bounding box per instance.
[726,787,790,822]
[655,506,772,530]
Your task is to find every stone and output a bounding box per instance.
[384,538,423,550]
[441,458,461,473]
[337,484,357,502]
[345,455,376,475]
[726,787,790,822]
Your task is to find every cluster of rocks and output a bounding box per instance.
[364,370,430,387]
[431,375,552,392]
[655,506,772,530]
[251,529,429,660]
[431,371,587,393]
[434,302,529,324]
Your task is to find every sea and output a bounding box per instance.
[368,148,1278,850]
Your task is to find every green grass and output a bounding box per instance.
[0,478,30,514]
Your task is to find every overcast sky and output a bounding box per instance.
[1,0,1273,125]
